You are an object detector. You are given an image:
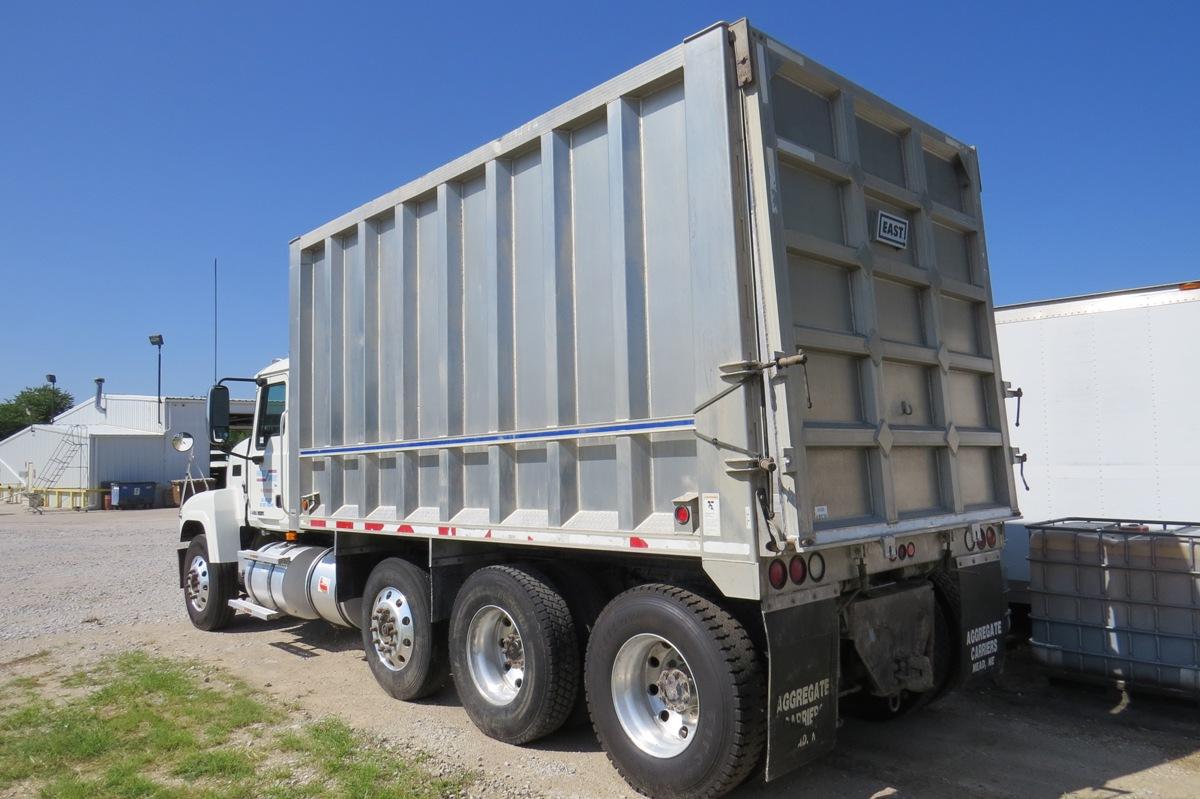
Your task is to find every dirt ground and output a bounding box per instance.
[2,506,1198,798]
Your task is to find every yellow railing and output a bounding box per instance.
[0,485,108,510]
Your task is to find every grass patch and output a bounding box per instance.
[0,651,470,799]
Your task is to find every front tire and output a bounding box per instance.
[449,565,579,744]
[361,558,448,701]
[585,585,765,799]
[182,534,235,631]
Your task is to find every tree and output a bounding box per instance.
[0,385,75,440]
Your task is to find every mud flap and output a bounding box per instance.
[762,597,839,782]
[954,558,1006,682]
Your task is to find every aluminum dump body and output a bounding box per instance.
[287,20,1017,592]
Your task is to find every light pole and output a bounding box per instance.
[148,334,164,426]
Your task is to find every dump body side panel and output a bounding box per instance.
[289,25,764,581]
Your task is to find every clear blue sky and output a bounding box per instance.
[1,1,1196,404]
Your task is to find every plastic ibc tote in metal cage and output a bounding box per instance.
[1027,517,1200,697]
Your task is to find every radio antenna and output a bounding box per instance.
[213,257,218,384]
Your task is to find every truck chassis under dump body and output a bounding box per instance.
[179,18,1017,799]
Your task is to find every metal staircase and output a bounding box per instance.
[26,425,87,512]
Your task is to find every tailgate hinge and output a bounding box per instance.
[729,19,754,87]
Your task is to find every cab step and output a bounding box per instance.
[228,598,282,620]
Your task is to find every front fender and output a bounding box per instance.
[179,487,243,564]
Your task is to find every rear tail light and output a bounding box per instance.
[673,505,691,526]
[985,526,997,548]
[905,541,916,558]
[897,543,908,560]
[768,559,787,590]
[789,555,807,584]
[809,552,826,582]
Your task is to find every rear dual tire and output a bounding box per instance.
[364,567,766,799]
[449,565,579,744]
[585,585,765,799]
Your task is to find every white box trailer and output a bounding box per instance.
[996,282,1200,599]
[179,20,1018,797]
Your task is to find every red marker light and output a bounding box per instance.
[789,555,807,584]
[768,559,787,590]
[674,505,691,526]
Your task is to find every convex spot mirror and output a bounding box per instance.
[208,384,230,445]
[171,432,194,453]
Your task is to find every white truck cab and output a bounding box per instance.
[178,359,288,569]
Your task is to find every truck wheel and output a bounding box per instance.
[362,558,448,701]
[449,565,579,744]
[183,534,236,631]
[585,585,765,799]
[843,594,954,720]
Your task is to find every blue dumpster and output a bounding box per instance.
[110,481,156,509]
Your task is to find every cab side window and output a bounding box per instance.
[255,383,286,448]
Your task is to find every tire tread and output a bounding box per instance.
[498,565,579,741]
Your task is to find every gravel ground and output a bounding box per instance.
[0,505,179,640]
[2,506,1200,798]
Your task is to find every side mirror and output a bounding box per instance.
[208,384,230,445]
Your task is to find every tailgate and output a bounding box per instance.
[737,24,1018,545]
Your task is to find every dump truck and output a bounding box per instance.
[178,19,1018,798]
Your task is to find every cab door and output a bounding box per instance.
[248,380,289,531]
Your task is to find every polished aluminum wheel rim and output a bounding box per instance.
[611,633,699,758]
[370,587,415,671]
[466,605,524,706]
[185,554,210,612]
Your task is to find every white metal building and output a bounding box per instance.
[0,390,253,507]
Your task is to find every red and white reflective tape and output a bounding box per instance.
[298,516,700,554]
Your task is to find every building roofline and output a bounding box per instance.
[998,280,1200,311]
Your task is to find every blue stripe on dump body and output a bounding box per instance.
[299,416,696,457]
